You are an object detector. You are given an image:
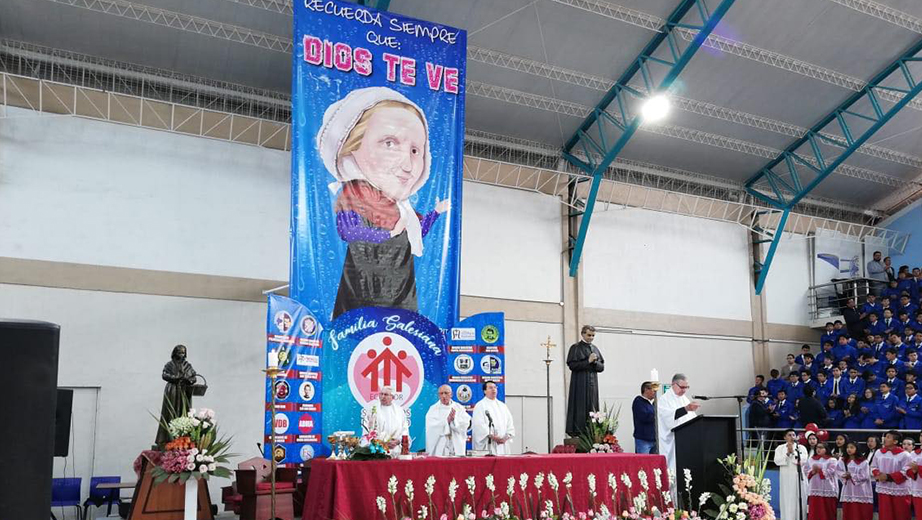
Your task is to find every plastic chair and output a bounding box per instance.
[83,476,121,519]
[51,477,83,520]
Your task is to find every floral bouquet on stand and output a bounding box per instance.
[350,430,389,461]
[576,404,624,454]
[703,453,775,520]
[151,408,234,484]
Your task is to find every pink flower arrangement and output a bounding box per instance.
[159,448,194,473]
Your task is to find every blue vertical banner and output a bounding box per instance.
[265,294,326,464]
[290,0,465,451]
[447,313,505,448]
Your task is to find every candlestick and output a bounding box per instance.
[268,349,279,369]
[650,368,659,383]
[540,335,556,453]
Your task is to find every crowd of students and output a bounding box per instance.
[775,428,922,520]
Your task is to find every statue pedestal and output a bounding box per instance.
[127,455,214,520]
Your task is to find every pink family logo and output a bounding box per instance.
[348,332,424,409]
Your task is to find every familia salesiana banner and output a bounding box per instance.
[274,0,467,460]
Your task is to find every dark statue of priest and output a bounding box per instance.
[565,325,605,436]
[155,344,197,446]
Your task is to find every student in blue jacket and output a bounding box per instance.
[842,393,864,429]
[898,381,922,430]
[819,324,837,351]
[883,366,905,399]
[766,369,785,399]
[842,366,865,397]
[815,371,832,402]
[859,387,878,429]
[773,389,797,429]
[785,371,804,403]
[873,381,901,429]
[825,397,844,428]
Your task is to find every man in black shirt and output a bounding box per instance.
[796,385,827,427]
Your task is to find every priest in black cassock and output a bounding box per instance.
[565,325,605,436]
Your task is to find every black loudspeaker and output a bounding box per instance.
[55,388,73,457]
[0,320,60,520]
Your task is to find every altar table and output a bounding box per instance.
[303,453,669,520]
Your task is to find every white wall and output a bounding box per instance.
[593,331,755,452]
[0,107,291,280]
[461,183,563,303]
[582,208,753,321]
[0,283,267,500]
[764,237,812,326]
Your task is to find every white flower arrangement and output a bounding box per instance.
[425,475,435,497]
[404,479,414,502]
[375,496,386,514]
[387,475,398,496]
[485,474,495,493]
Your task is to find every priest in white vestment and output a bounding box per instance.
[773,429,808,520]
[657,373,700,476]
[472,381,515,455]
[364,386,409,453]
[425,385,471,456]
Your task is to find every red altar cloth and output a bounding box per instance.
[303,453,669,520]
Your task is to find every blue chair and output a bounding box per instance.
[51,477,83,520]
[83,476,121,519]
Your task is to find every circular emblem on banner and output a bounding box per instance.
[298,414,315,433]
[274,414,290,434]
[299,381,316,401]
[481,325,499,344]
[274,311,293,333]
[301,315,317,335]
[300,444,315,461]
[453,354,474,374]
[456,384,473,403]
[277,345,293,369]
[480,355,502,374]
[273,445,286,463]
[274,380,291,400]
[347,332,424,409]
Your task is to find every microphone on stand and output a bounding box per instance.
[692,395,711,401]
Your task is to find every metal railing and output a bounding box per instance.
[808,277,877,321]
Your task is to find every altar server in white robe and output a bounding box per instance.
[425,385,471,456]
[657,373,700,475]
[472,381,515,455]
[773,429,808,520]
[364,385,409,452]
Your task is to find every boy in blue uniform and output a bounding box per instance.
[899,296,919,322]
[766,369,785,399]
[881,308,898,336]
[814,371,832,402]
[898,382,922,429]
[801,370,818,393]
[818,356,835,378]
[883,366,905,399]
[861,294,883,322]
[795,344,812,367]
[843,366,865,397]
[872,381,900,429]
[773,388,797,429]
[828,366,846,400]
[785,371,803,403]
[833,335,858,366]
[906,349,922,374]
[746,375,765,404]
[883,280,901,302]
[800,353,817,377]
[819,324,836,350]
[912,312,922,333]
[867,313,885,337]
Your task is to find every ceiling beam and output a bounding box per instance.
[746,37,922,294]
[562,0,738,277]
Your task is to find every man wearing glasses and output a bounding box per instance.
[657,373,700,475]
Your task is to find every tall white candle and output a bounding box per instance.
[650,368,659,383]
[268,349,279,368]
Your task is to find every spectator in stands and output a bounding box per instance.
[899,310,915,335]
[873,381,900,429]
[631,381,657,454]
[913,268,922,301]
[820,324,837,350]
[913,315,922,334]
[884,346,905,377]
[798,385,827,427]
[781,353,801,378]
[857,353,875,378]
[844,366,865,397]
[815,371,832,402]
[860,388,878,429]
[898,381,922,430]
[899,272,914,297]
[867,313,884,337]
[868,251,888,295]
[884,366,905,399]
[829,366,845,400]
[796,344,812,367]
[787,372,804,403]
[861,293,883,322]
[767,369,785,398]
[882,308,898,336]
[826,397,844,428]
[747,375,766,404]
[884,256,896,281]
[843,298,863,338]
[884,281,902,307]
[901,296,919,322]
[907,350,921,374]
[837,359,850,375]
[911,332,922,350]
[855,339,872,360]
[802,370,818,393]
[834,335,858,366]
[842,393,863,429]
[819,356,835,378]
[773,388,797,429]
[801,353,817,377]
[881,297,894,318]
[833,320,847,339]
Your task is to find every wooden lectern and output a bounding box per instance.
[673,415,737,509]
[128,455,214,520]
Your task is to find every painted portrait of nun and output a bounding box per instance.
[317,87,450,319]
